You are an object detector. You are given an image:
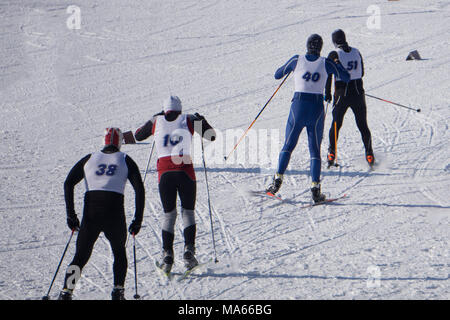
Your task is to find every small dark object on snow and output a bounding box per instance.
[406,50,422,61]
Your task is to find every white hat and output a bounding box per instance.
[163,95,182,113]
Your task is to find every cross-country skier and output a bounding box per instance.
[58,128,145,300]
[266,34,350,203]
[134,96,216,274]
[325,29,374,167]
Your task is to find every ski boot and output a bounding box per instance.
[311,182,326,204]
[57,289,73,300]
[366,153,375,167]
[327,150,336,168]
[266,173,283,195]
[183,244,199,270]
[111,286,126,300]
[160,249,174,274]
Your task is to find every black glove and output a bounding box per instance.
[194,112,205,121]
[67,213,80,231]
[324,93,332,103]
[128,219,142,235]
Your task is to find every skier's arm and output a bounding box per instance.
[274,55,298,79]
[325,57,350,83]
[134,119,154,141]
[359,52,364,78]
[324,51,337,101]
[188,113,216,141]
[64,154,90,217]
[125,155,145,226]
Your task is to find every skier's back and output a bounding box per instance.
[135,96,216,273]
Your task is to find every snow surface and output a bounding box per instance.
[0,0,449,300]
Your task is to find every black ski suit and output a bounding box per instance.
[62,146,145,290]
[325,46,373,157]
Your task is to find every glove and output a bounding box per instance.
[324,93,332,103]
[194,112,205,121]
[67,213,80,231]
[122,131,136,144]
[128,219,142,235]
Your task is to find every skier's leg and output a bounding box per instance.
[158,172,178,266]
[103,210,127,289]
[307,100,326,203]
[277,102,305,175]
[177,172,198,268]
[328,96,348,157]
[307,109,325,184]
[267,99,305,194]
[178,172,196,247]
[63,215,101,291]
[351,94,373,157]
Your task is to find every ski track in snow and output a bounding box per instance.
[0,0,449,300]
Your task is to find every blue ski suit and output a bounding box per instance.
[275,54,350,182]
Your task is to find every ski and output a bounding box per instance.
[155,261,174,280]
[177,261,211,282]
[248,190,347,208]
[247,190,287,202]
[299,194,348,208]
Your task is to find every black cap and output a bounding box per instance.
[332,29,347,48]
[306,34,323,55]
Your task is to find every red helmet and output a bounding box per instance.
[104,127,123,150]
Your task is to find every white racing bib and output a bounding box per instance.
[293,55,328,94]
[154,114,193,163]
[336,47,362,80]
[83,151,128,195]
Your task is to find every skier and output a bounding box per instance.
[134,96,216,274]
[58,127,145,300]
[325,29,374,167]
[266,34,350,203]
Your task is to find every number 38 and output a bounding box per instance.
[96,164,118,176]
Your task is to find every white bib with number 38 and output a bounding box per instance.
[83,151,128,194]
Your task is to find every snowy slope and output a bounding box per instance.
[0,0,449,300]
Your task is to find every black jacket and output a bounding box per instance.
[64,147,145,224]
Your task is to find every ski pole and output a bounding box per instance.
[142,141,155,183]
[224,72,290,161]
[201,139,219,263]
[365,93,421,112]
[132,234,140,300]
[42,229,75,300]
